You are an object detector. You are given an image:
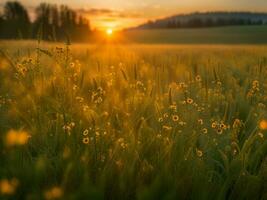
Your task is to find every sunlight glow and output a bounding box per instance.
[106,28,113,36]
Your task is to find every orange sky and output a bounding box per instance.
[2,0,267,30]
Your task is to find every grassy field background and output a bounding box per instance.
[123,25,267,44]
[1,40,267,199]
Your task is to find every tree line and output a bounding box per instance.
[167,18,264,28]
[0,1,91,42]
[145,17,266,29]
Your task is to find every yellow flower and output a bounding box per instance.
[217,128,223,135]
[195,75,201,82]
[44,187,63,200]
[0,178,19,195]
[202,128,208,134]
[83,137,89,144]
[196,149,203,157]
[5,130,30,147]
[252,80,259,88]
[169,104,177,111]
[258,132,264,139]
[259,120,267,130]
[163,125,172,131]
[186,98,193,104]
[172,115,179,122]
[211,122,217,129]
[198,119,203,125]
[102,111,109,117]
[163,113,169,118]
[70,62,75,68]
[220,123,227,130]
[158,117,163,122]
[233,119,242,129]
[83,129,89,136]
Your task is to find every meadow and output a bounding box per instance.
[123,25,267,44]
[0,40,267,200]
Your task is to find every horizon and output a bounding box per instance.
[1,0,267,30]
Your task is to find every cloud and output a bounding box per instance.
[77,8,141,18]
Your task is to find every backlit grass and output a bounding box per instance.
[0,42,267,199]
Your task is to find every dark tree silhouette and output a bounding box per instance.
[0,1,91,42]
[1,1,31,39]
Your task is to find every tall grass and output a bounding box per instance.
[0,41,267,199]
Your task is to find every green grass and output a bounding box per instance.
[124,25,267,44]
[0,41,267,199]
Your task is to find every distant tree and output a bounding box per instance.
[0,16,4,37]
[187,18,203,28]
[204,18,214,27]
[167,20,176,28]
[2,1,30,39]
[33,3,53,40]
[147,20,155,29]
[176,20,181,28]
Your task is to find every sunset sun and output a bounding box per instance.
[106,28,113,36]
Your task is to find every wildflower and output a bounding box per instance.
[63,122,75,135]
[195,75,201,82]
[163,125,172,131]
[72,85,78,91]
[83,129,89,136]
[259,120,267,130]
[95,97,103,104]
[44,187,63,200]
[163,113,169,118]
[136,81,144,87]
[0,178,19,195]
[220,123,227,130]
[202,128,208,134]
[233,149,237,156]
[95,131,100,137]
[233,119,242,129]
[169,104,177,111]
[172,115,179,122]
[83,105,89,112]
[217,128,223,135]
[211,122,217,129]
[217,81,222,86]
[198,119,203,125]
[117,138,124,144]
[75,96,84,103]
[179,121,187,126]
[63,125,71,134]
[186,98,193,104]
[102,111,109,117]
[5,130,30,147]
[252,80,259,89]
[156,134,162,139]
[179,82,187,89]
[196,149,203,157]
[70,62,75,68]
[158,117,163,122]
[83,137,89,144]
[70,122,75,128]
[258,132,264,139]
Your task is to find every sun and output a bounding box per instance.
[106,28,113,36]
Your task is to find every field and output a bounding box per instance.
[1,40,267,200]
[123,26,267,44]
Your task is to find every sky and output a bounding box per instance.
[2,0,267,30]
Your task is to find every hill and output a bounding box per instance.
[131,12,267,29]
